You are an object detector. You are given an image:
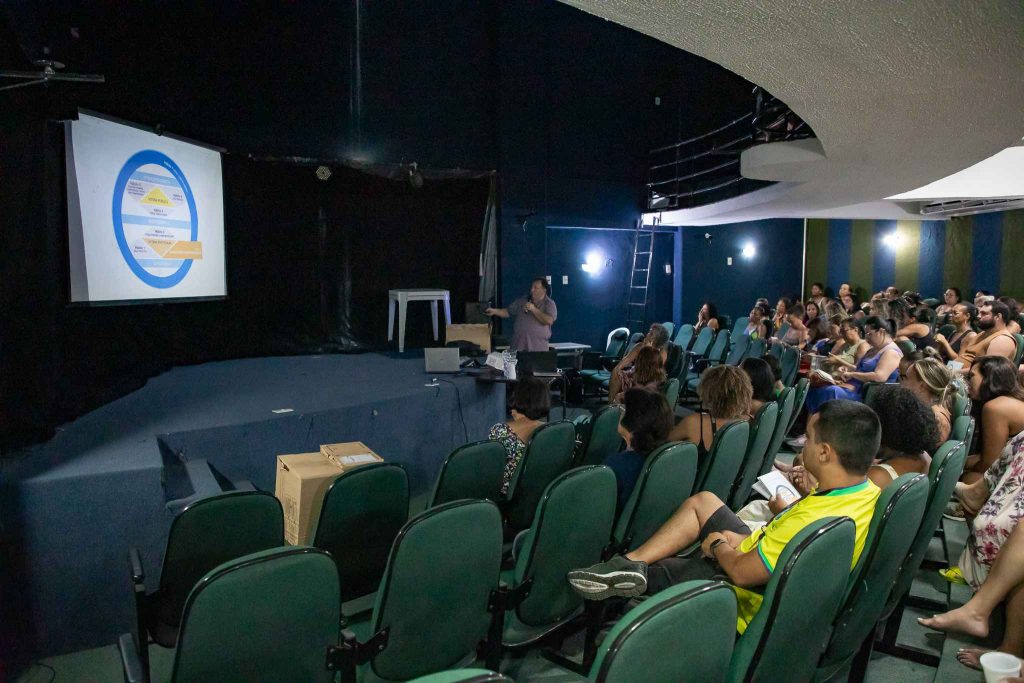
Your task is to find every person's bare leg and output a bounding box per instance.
[921,523,1024,638]
[997,582,1024,657]
[961,471,983,485]
[955,479,990,515]
[626,491,727,564]
[607,369,623,404]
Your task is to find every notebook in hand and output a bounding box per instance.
[753,470,802,501]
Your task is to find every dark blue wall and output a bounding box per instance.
[677,219,805,325]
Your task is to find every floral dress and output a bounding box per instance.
[961,429,1024,588]
[489,423,526,495]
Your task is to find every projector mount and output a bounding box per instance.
[0,59,105,92]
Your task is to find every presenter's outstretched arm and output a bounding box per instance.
[484,307,509,319]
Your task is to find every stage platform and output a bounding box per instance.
[0,352,505,659]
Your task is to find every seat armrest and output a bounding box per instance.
[129,548,145,586]
[118,633,148,683]
[600,355,620,371]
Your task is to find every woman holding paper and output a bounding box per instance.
[804,316,903,413]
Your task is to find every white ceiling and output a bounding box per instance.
[560,0,1024,226]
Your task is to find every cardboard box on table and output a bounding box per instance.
[274,441,383,545]
[445,323,492,353]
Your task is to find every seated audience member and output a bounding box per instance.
[959,301,1017,373]
[695,301,720,332]
[840,292,860,317]
[741,357,775,416]
[823,298,849,322]
[809,281,828,310]
[612,346,666,404]
[568,401,881,636]
[919,521,1024,671]
[999,296,1022,335]
[668,365,752,469]
[893,299,937,352]
[608,323,670,402]
[937,287,962,317]
[803,300,822,325]
[975,290,994,307]
[869,296,890,319]
[744,303,771,340]
[804,317,830,353]
[773,303,808,348]
[866,385,937,487]
[901,357,957,443]
[772,297,792,333]
[838,282,853,299]
[961,356,1024,483]
[827,318,869,372]
[885,286,901,300]
[804,316,903,413]
[934,303,978,362]
[764,354,785,396]
[604,387,674,513]
[489,377,550,494]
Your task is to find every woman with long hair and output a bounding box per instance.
[804,316,903,413]
[901,357,959,443]
[961,356,1024,483]
[695,301,720,332]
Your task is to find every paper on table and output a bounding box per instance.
[485,352,504,371]
[338,454,378,466]
[753,470,801,501]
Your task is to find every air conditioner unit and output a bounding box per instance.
[920,197,1024,218]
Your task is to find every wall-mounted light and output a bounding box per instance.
[741,242,756,259]
[581,251,612,275]
[664,263,672,274]
[882,232,902,250]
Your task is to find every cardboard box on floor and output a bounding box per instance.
[445,323,491,353]
[274,441,383,545]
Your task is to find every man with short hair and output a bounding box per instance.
[485,278,557,352]
[568,400,882,633]
[959,301,1016,373]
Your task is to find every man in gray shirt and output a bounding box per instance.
[485,278,558,351]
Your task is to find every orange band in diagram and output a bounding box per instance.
[143,238,204,260]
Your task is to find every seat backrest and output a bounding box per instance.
[513,466,617,628]
[728,402,780,509]
[861,381,893,408]
[884,441,967,616]
[172,547,338,683]
[312,462,409,603]
[730,316,750,339]
[505,421,576,531]
[663,342,684,379]
[430,440,506,508]
[370,500,502,681]
[725,333,751,366]
[746,338,767,360]
[728,517,855,683]
[951,415,975,451]
[605,328,630,358]
[690,327,715,357]
[590,580,736,683]
[775,322,791,341]
[952,392,972,418]
[779,346,800,387]
[159,490,284,625]
[661,378,681,409]
[660,321,675,338]
[407,670,512,683]
[625,332,645,355]
[937,323,956,339]
[577,405,624,468]
[896,339,917,356]
[760,388,795,476]
[613,442,698,552]
[817,474,928,677]
[786,377,810,435]
[1014,333,1024,365]
[673,324,695,351]
[696,420,751,500]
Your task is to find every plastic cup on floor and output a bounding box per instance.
[980,651,1021,683]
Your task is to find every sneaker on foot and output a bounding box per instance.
[567,555,648,600]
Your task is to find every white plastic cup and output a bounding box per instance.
[980,651,1021,683]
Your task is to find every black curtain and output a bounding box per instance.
[0,121,487,452]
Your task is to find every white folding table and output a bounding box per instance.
[387,289,452,353]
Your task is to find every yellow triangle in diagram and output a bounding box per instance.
[140,186,172,206]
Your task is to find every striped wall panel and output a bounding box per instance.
[803,209,1024,300]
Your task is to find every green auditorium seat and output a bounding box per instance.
[1014,333,1024,365]
[497,467,617,655]
[407,670,512,683]
[663,342,684,379]
[813,473,928,682]
[574,405,625,468]
[118,546,340,683]
[339,500,503,682]
[951,415,975,452]
[785,377,809,436]
[682,330,731,400]
[729,401,780,509]
[861,381,896,409]
[587,580,736,683]
[503,420,576,533]
[660,321,675,338]
[312,462,409,612]
[727,517,856,683]
[695,420,750,501]
[673,324,695,351]
[430,440,506,508]
[612,442,697,554]
[580,328,630,382]
[937,323,956,340]
[746,338,767,359]
[778,346,799,387]
[759,388,795,477]
[896,339,917,356]
[127,490,284,674]
[723,332,750,366]
[681,326,716,374]
[858,440,967,670]
[661,377,680,410]
[730,316,750,341]
[952,391,971,418]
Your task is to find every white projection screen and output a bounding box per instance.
[66,111,227,303]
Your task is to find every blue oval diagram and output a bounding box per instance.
[112,149,199,288]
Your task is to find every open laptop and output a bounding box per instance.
[424,347,462,373]
[517,351,560,378]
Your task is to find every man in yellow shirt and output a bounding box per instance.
[568,399,881,632]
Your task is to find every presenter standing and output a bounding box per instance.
[485,278,557,352]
